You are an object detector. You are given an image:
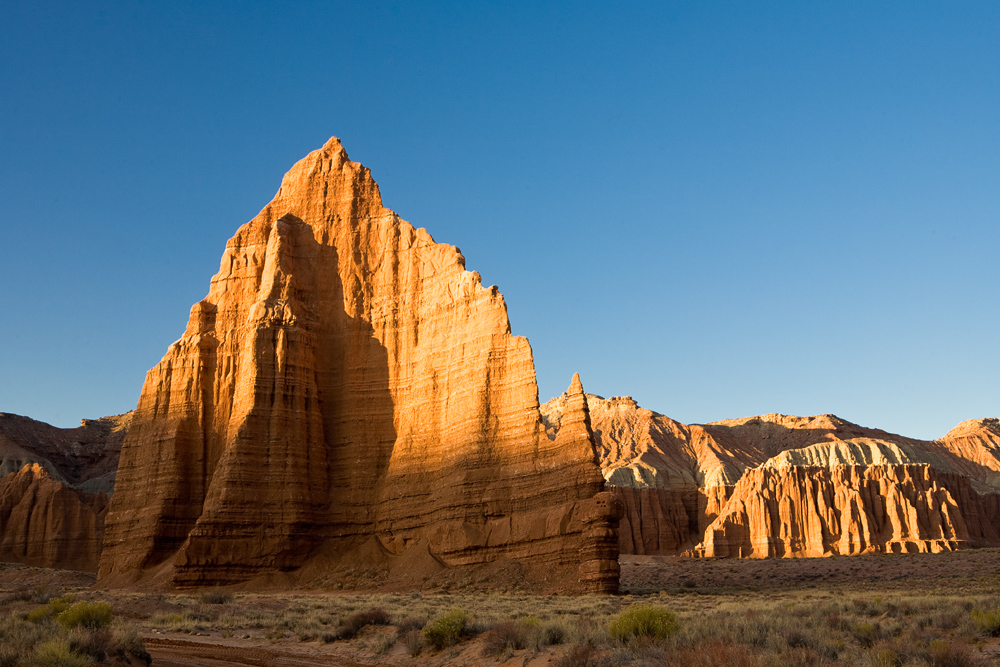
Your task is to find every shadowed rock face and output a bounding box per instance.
[0,413,129,571]
[551,393,1000,558]
[0,464,108,571]
[98,138,607,588]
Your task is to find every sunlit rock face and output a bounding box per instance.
[692,464,1000,558]
[98,138,608,588]
[552,393,1000,558]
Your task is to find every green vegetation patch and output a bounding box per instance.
[608,604,679,642]
[422,609,469,650]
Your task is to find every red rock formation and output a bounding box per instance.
[578,491,624,593]
[560,393,1000,559]
[0,464,108,571]
[0,413,128,571]
[0,412,129,494]
[692,464,1000,558]
[99,139,607,588]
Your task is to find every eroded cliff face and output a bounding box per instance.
[0,413,129,570]
[550,393,1000,559]
[99,138,607,588]
[693,464,1000,558]
[0,412,130,495]
[0,464,108,571]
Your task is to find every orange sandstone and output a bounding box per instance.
[98,138,610,589]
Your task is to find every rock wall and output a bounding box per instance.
[0,413,128,570]
[692,464,1000,558]
[564,393,1000,559]
[0,412,129,495]
[0,464,108,571]
[99,138,607,588]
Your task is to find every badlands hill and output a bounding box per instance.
[0,412,129,570]
[541,390,1000,558]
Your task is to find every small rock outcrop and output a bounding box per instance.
[578,491,624,593]
[99,139,609,590]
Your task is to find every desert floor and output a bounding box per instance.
[4,549,1000,666]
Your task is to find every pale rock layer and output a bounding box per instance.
[548,393,1000,559]
[693,464,1000,558]
[99,139,607,588]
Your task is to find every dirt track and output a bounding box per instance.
[146,637,384,667]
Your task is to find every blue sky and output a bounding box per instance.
[1,2,997,439]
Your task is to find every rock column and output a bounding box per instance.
[579,491,624,593]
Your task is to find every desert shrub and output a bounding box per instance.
[198,589,234,605]
[542,621,567,646]
[67,626,113,661]
[554,643,600,667]
[851,621,884,648]
[396,616,425,633]
[32,639,89,667]
[927,639,983,667]
[403,629,423,656]
[666,642,760,667]
[970,608,1000,636]
[331,608,392,640]
[47,595,75,615]
[26,605,54,624]
[876,647,903,667]
[481,619,533,657]
[422,609,469,650]
[111,625,150,664]
[57,601,113,630]
[0,645,19,667]
[609,604,678,643]
[2,585,57,605]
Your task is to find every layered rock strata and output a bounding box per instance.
[693,464,1000,558]
[99,139,607,588]
[0,464,109,571]
[542,392,1000,559]
[0,413,129,570]
[0,412,129,494]
[578,491,624,593]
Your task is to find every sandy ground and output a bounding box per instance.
[4,549,1000,666]
[144,636,379,667]
[620,548,1000,595]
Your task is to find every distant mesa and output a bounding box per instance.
[1,138,998,587]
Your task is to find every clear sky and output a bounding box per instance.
[1,2,997,440]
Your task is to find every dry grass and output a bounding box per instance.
[99,588,1000,664]
[0,600,149,667]
[5,551,1000,665]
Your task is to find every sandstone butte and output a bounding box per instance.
[0,412,129,570]
[97,137,620,593]
[544,389,1000,558]
[3,138,999,581]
